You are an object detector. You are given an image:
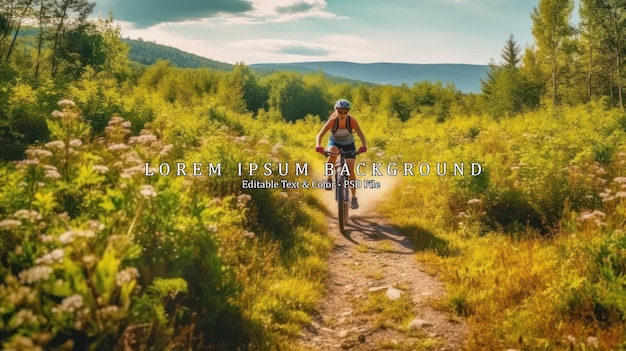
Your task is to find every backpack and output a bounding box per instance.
[331,115,353,134]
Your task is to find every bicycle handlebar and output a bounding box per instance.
[323,150,359,157]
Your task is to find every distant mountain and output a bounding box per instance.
[249,63,371,86]
[121,39,488,93]
[122,38,233,71]
[250,62,489,93]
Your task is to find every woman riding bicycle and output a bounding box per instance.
[315,99,367,209]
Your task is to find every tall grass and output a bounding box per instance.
[379,103,626,350]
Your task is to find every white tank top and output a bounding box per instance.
[330,117,354,145]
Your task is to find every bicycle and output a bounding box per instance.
[323,149,359,233]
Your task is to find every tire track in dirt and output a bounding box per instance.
[298,176,467,350]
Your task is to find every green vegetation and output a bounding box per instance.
[2,0,626,350]
[122,38,233,71]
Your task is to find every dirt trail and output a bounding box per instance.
[298,176,467,350]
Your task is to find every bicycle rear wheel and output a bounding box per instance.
[342,186,350,230]
[337,175,346,233]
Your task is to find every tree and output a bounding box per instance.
[531,0,575,107]
[578,0,626,106]
[603,0,626,109]
[216,63,268,114]
[49,0,95,77]
[481,35,539,117]
[265,72,327,121]
[57,23,106,79]
[34,0,54,81]
[501,33,522,69]
[0,0,35,64]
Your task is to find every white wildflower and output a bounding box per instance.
[115,267,140,287]
[140,185,157,198]
[108,143,130,152]
[586,336,599,348]
[9,309,39,329]
[18,265,53,284]
[45,140,65,149]
[59,229,95,244]
[592,210,606,218]
[108,116,124,125]
[578,212,594,221]
[69,139,83,147]
[234,136,249,143]
[243,231,256,238]
[82,255,98,267]
[159,144,174,156]
[614,177,626,183]
[59,294,84,313]
[0,219,22,229]
[237,194,252,204]
[121,152,142,165]
[467,198,481,205]
[51,110,64,119]
[616,191,626,198]
[14,209,42,222]
[15,158,40,168]
[45,170,62,179]
[25,148,53,159]
[86,220,105,232]
[121,121,131,129]
[35,248,64,265]
[96,305,120,319]
[271,143,283,154]
[57,99,76,107]
[92,165,109,174]
[128,134,157,145]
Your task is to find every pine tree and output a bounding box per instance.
[501,34,521,70]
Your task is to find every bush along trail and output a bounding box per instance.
[298,176,467,351]
[0,101,337,350]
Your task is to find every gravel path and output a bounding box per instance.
[298,178,467,350]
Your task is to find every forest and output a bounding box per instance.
[2,0,626,350]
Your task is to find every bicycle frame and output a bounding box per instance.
[324,150,357,233]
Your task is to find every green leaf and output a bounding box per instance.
[94,247,121,305]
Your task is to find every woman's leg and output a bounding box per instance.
[346,157,357,197]
[326,145,339,176]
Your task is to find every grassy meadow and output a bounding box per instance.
[378,103,626,350]
[3,3,626,348]
[3,84,626,350]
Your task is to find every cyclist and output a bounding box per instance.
[315,99,367,209]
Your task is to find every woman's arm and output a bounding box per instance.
[316,118,333,147]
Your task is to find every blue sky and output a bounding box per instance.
[92,0,571,65]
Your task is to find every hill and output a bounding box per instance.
[122,38,233,71]
[250,62,489,93]
[122,40,487,92]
